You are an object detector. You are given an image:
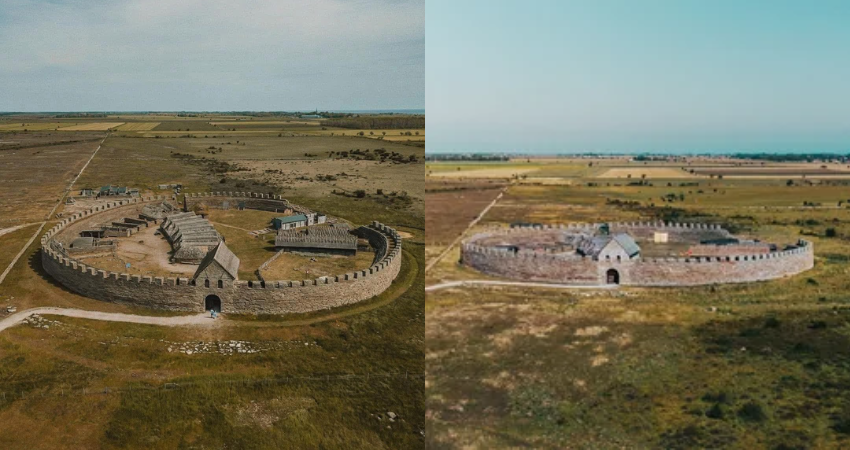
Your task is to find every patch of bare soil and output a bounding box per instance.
[225,397,317,429]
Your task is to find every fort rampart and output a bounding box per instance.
[462,223,813,286]
[40,192,402,314]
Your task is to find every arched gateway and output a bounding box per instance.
[606,269,620,285]
[205,295,221,312]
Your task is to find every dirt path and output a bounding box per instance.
[0,307,215,333]
[425,185,509,273]
[0,223,40,238]
[425,280,616,292]
[0,134,108,286]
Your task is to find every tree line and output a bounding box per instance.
[321,116,425,130]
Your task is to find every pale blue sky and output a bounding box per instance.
[0,0,424,112]
[427,0,850,153]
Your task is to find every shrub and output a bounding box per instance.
[737,402,768,422]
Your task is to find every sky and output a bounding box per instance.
[0,0,424,112]
[427,0,850,154]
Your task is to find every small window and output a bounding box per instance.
[218,280,223,288]
[204,279,210,288]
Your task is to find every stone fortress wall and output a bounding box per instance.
[461,222,814,286]
[41,192,402,314]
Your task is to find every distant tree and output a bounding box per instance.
[354,190,366,198]
[826,228,837,238]
[786,179,794,186]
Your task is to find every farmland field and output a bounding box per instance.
[0,122,66,131]
[116,122,160,131]
[597,166,697,178]
[59,122,125,131]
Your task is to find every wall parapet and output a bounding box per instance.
[41,193,403,313]
[461,224,813,286]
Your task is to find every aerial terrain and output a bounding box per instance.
[0,112,425,449]
[425,155,850,448]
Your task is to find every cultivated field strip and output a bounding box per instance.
[116,122,160,131]
[59,122,125,131]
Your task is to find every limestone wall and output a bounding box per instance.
[40,193,402,314]
[461,224,813,286]
[505,221,732,242]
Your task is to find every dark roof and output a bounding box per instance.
[578,233,640,258]
[612,233,641,257]
[193,241,240,280]
[700,238,740,246]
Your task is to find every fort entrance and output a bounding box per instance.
[205,294,221,313]
[606,268,620,284]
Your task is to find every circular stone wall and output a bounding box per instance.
[461,222,814,286]
[41,192,402,314]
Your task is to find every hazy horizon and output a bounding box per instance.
[427,0,850,154]
[0,0,424,112]
[0,109,425,114]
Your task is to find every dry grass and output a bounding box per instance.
[426,159,850,448]
[116,122,160,131]
[597,167,697,179]
[429,167,537,179]
[59,123,125,131]
[0,122,66,131]
[209,121,321,126]
[0,133,104,222]
[261,251,376,281]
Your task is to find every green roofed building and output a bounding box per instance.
[272,214,309,230]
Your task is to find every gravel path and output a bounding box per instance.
[425,280,616,292]
[425,185,509,273]
[0,135,108,286]
[0,223,41,238]
[0,307,214,333]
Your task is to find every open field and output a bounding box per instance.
[428,166,538,179]
[116,122,160,131]
[261,251,376,281]
[425,159,850,448]
[597,167,697,178]
[209,121,321,126]
[0,113,424,448]
[0,132,105,222]
[0,122,67,131]
[59,123,125,131]
[425,180,506,266]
